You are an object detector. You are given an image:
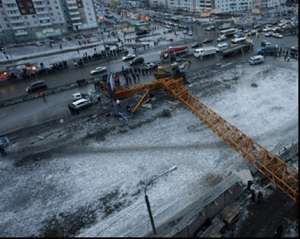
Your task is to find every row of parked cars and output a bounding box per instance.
[89,53,158,77]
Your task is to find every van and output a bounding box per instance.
[248,55,264,65]
[26,80,48,94]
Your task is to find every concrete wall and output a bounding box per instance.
[173,182,243,237]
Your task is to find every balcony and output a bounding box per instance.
[66,0,77,4]
[14,30,28,36]
[40,22,53,27]
[11,25,27,30]
[67,5,78,11]
[70,16,81,21]
[39,16,50,21]
[9,18,24,24]
[69,11,80,16]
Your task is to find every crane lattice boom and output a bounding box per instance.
[114,78,298,202]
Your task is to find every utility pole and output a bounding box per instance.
[143,165,177,236]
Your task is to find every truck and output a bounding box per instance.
[160,46,189,59]
[194,46,218,58]
[221,42,253,58]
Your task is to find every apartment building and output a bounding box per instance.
[0,0,98,44]
[214,0,253,13]
[149,0,214,12]
[0,0,67,43]
[62,0,98,31]
[149,0,287,12]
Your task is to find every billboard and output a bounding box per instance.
[16,0,36,15]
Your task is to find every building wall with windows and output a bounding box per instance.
[214,0,253,13]
[149,0,287,12]
[0,0,98,44]
[0,0,67,43]
[63,0,98,31]
[149,0,214,12]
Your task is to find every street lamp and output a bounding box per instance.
[143,165,177,236]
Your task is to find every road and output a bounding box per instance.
[0,33,297,135]
[0,84,96,135]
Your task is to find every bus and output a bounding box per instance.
[219,28,237,37]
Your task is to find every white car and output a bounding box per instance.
[272,33,283,38]
[216,42,229,52]
[249,55,264,65]
[68,98,93,114]
[72,92,83,101]
[72,92,88,101]
[90,66,107,75]
[217,35,226,42]
[264,32,272,37]
[122,54,136,61]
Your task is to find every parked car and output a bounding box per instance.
[205,26,215,31]
[217,35,227,42]
[272,32,283,38]
[216,42,229,52]
[130,57,145,66]
[144,62,158,70]
[26,80,48,94]
[261,40,271,47]
[249,55,264,65]
[264,32,272,37]
[202,38,214,44]
[90,66,107,75]
[72,92,88,101]
[122,54,136,61]
[191,42,202,48]
[68,98,93,114]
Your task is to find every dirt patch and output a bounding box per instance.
[39,204,97,237]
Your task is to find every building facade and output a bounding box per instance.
[62,0,98,31]
[214,0,253,13]
[149,0,214,12]
[0,0,98,44]
[149,0,287,12]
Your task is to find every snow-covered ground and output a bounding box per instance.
[0,59,297,236]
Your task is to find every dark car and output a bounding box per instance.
[26,80,48,94]
[130,57,145,66]
[191,42,202,48]
[202,38,213,44]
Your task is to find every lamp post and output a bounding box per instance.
[143,165,177,236]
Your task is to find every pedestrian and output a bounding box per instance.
[125,76,129,87]
[132,74,136,84]
[257,191,263,203]
[0,145,6,156]
[128,76,132,85]
[247,180,253,191]
[274,225,283,238]
[250,190,256,202]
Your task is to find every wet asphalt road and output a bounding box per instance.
[0,31,297,135]
[0,32,296,102]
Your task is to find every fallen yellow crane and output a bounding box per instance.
[114,77,298,202]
